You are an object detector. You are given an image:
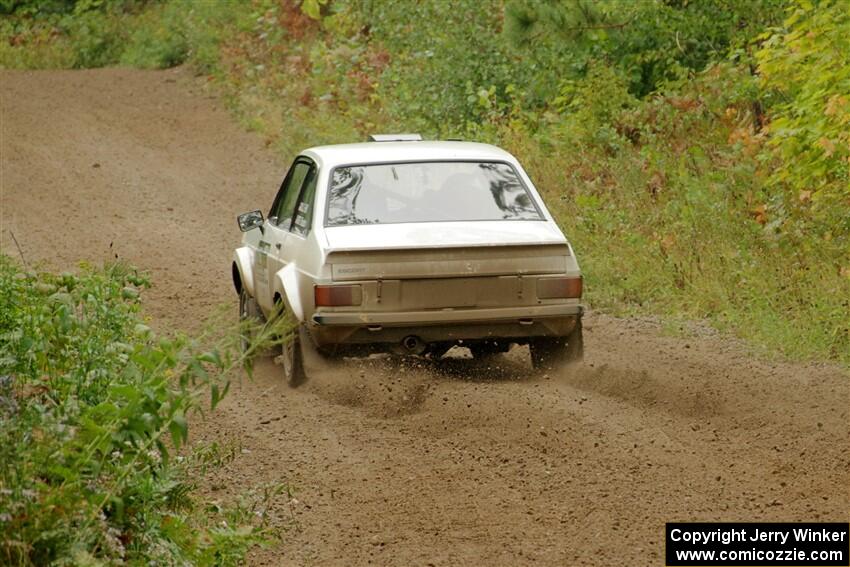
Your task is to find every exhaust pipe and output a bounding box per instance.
[402,335,426,355]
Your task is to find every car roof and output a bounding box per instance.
[302,141,517,168]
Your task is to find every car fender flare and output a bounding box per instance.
[273,263,305,322]
[232,247,255,297]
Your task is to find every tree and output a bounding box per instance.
[505,0,786,97]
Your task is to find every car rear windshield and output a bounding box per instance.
[325,161,543,226]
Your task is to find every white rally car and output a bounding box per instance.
[233,135,583,383]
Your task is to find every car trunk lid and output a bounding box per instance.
[323,220,566,253]
[324,221,569,281]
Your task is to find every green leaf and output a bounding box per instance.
[301,0,323,20]
[169,412,188,450]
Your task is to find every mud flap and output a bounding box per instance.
[298,325,338,380]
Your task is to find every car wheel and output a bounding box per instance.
[238,288,264,355]
[530,318,584,369]
[281,325,307,387]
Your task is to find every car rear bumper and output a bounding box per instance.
[308,304,583,348]
[312,303,582,326]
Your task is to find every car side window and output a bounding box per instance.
[291,166,318,236]
[269,160,311,229]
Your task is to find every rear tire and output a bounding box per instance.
[530,318,584,369]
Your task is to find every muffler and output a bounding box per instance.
[401,335,426,355]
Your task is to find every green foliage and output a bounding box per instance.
[1,0,79,16]
[0,257,275,565]
[120,2,188,68]
[120,0,241,70]
[300,0,328,20]
[756,0,850,253]
[358,0,530,135]
[0,2,129,68]
[549,62,638,152]
[65,7,126,67]
[505,0,786,97]
[511,59,850,363]
[0,0,238,70]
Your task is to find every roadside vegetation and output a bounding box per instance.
[0,256,286,565]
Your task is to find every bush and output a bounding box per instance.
[500,59,850,363]
[0,257,274,565]
[121,2,189,69]
[756,0,850,254]
[0,0,239,71]
[0,2,130,69]
[504,0,785,97]
[120,0,241,71]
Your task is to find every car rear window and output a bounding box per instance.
[325,161,543,226]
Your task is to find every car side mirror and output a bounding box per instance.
[237,210,264,233]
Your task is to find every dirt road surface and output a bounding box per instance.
[2,68,848,566]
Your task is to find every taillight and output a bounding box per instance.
[537,276,582,299]
[314,284,362,307]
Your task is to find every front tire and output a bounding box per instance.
[530,318,584,369]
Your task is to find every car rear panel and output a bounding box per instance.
[323,243,576,312]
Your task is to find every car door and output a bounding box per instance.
[260,157,316,312]
[283,160,319,261]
